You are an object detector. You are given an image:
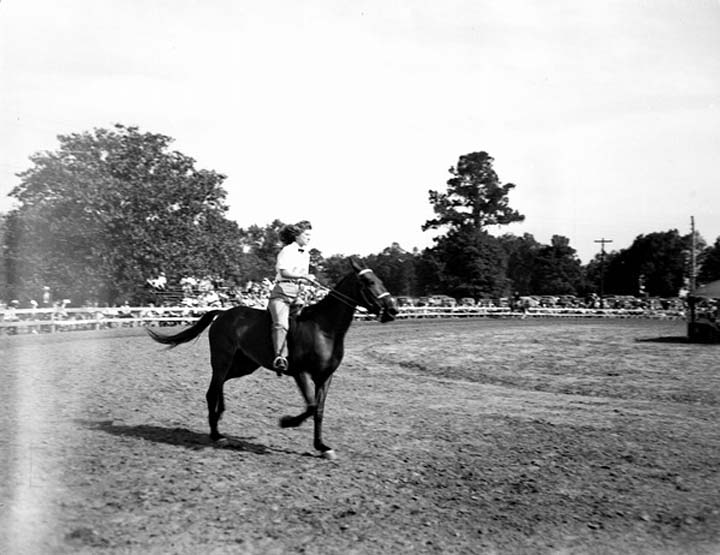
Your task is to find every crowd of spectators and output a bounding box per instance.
[396,293,686,313]
[0,276,332,334]
[0,277,705,335]
[148,275,329,310]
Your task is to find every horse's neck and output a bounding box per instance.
[316,275,358,333]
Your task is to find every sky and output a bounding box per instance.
[1,0,719,263]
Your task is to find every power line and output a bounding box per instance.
[594,238,613,253]
[594,238,613,301]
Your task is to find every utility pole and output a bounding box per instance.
[688,216,697,339]
[594,238,613,306]
[690,216,697,295]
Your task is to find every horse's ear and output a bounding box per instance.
[349,257,363,272]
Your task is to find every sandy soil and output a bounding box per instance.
[1,318,719,554]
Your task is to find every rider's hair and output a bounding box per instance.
[279,221,312,245]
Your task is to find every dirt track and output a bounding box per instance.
[1,318,719,554]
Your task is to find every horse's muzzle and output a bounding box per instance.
[378,299,399,323]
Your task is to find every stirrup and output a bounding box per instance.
[273,355,288,375]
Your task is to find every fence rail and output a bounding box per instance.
[0,304,686,335]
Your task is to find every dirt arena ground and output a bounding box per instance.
[1,318,719,554]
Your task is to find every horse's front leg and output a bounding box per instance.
[313,375,336,459]
[279,371,316,429]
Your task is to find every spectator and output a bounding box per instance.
[199,289,221,307]
[147,272,167,291]
[41,286,52,307]
[6,300,20,322]
[54,299,71,320]
[180,276,198,295]
[117,300,132,318]
[198,276,213,293]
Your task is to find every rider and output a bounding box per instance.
[268,220,315,374]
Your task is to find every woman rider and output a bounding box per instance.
[268,221,315,374]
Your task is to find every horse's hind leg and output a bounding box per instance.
[207,348,259,442]
[206,373,227,442]
[206,343,235,441]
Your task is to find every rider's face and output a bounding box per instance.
[296,230,311,247]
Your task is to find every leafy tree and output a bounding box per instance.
[583,252,613,297]
[4,124,244,304]
[698,236,720,284]
[318,253,365,286]
[363,242,418,296]
[420,151,522,298]
[498,233,541,295]
[529,235,584,295]
[422,151,524,233]
[414,249,445,297]
[418,229,509,298]
[0,213,9,300]
[237,219,286,281]
[603,230,691,297]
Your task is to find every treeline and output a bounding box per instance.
[1,125,719,306]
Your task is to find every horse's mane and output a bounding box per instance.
[297,271,356,322]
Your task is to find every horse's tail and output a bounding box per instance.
[147,309,223,348]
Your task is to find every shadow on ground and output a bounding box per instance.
[636,336,691,344]
[78,419,274,454]
[636,336,720,345]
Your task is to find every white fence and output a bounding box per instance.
[0,304,686,335]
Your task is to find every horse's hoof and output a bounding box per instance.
[321,449,338,461]
[213,436,229,446]
[279,416,296,428]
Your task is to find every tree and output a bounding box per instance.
[528,235,584,295]
[320,254,361,286]
[0,214,8,300]
[418,229,509,298]
[237,219,286,281]
[583,251,615,297]
[603,230,691,298]
[414,248,445,297]
[420,151,522,298]
[363,243,418,296]
[4,124,244,304]
[698,236,720,284]
[499,233,541,295]
[422,151,524,233]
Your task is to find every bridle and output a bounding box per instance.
[311,268,390,318]
[355,268,391,316]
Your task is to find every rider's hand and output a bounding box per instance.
[305,274,316,283]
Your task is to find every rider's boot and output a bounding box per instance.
[272,328,289,376]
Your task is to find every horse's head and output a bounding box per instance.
[349,258,398,323]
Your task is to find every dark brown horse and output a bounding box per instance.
[147,259,398,459]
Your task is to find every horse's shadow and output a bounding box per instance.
[79,419,277,455]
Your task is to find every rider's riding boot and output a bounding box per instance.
[272,328,289,376]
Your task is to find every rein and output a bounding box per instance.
[310,269,390,314]
[310,280,363,311]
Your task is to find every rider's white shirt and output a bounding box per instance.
[275,243,309,281]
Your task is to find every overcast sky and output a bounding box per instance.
[1,0,719,262]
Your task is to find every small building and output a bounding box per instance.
[687,280,720,343]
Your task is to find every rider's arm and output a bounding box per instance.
[278,268,315,282]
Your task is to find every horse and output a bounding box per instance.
[147,258,398,459]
